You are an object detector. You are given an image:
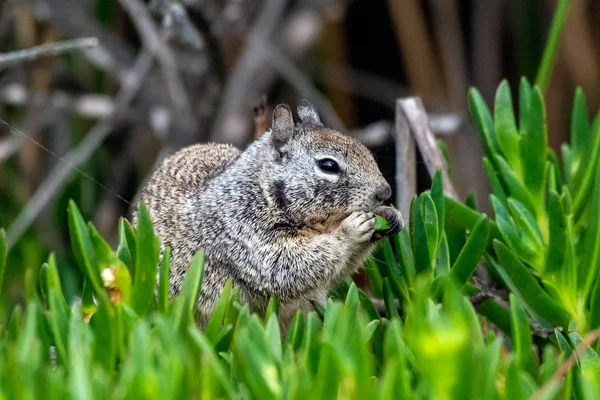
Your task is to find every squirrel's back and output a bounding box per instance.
[135,143,240,261]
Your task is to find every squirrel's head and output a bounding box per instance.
[263,100,392,228]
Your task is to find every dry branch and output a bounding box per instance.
[0,37,98,70]
[397,97,459,200]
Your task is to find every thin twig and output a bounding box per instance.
[5,50,154,250]
[0,37,99,71]
[531,326,600,400]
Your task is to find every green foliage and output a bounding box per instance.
[0,193,592,399]
[466,78,600,335]
[3,81,600,398]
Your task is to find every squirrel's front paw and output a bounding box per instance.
[340,211,376,242]
[374,206,404,238]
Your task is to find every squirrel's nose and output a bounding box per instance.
[374,184,392,203]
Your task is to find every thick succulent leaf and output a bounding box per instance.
[507,199,543,246]
[468,88,502,161]
[518,78,532,135]
[170,250,205,331]
[118,217,137,273]
[507,199,545,269]
[67,200,102,295]
[570,88,591,176]
[491,240,572,328]
[302,311,322,376]
[483,157,508,206]
[491,195,540,267]
[493,155,537,217]
[46,255,71,364]
[382,278,400,319]
[444,196,501,242]
[494,80,522,175]
[358,288,381,321]
[393,228,415,285]
[569,332,600,382]
[430,170,445,243]
[87,223,113,267]
[509,294,537,380]
[188,327,236,398]
[478,299,511,335]
[265,296,279,323]
[581,163,600,302]
[205,278,233,344]
[157,246,171,314]
[562,144,573,187]
[449,214,489,287]
[572,114,600,219]
[131,202,160,316]
[547,150,564,191]
[364,257,384,298]
[283,311,304,352]
[435,233,450,274]
[412,193,438,275]
[89,295,116,372]
[545,190,567,275]
[519,86,547,215]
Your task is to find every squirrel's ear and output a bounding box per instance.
[297,99,323,127]
[271,104,295,150]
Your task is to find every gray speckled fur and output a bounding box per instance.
[132,101,402,328]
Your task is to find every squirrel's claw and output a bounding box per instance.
[375,206,404,237]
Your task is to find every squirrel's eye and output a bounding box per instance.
[317,158,340,174]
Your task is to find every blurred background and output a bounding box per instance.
[0,0,598,315]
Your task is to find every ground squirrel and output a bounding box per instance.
[133,100,403,327]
